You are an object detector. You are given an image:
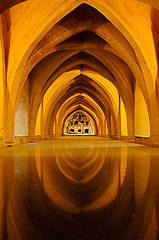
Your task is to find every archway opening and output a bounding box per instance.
[64,111,95,136]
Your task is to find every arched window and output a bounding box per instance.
[64,112,94,135]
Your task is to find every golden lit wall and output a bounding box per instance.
[15,80,29,136]
[35,104,41,136]
[120,98,128,137]
[135,81,150,137]
[0,16,4,138]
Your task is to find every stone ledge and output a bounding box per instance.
[134,136,159,147]
[0,136,42,148]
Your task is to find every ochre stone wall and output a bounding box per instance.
[15,80,29,136]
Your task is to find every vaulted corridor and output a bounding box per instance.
[1,0,159,239]
[1,0,159,145]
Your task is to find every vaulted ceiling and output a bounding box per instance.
[1,0,159,141]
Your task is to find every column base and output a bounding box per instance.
[150,136,159,146]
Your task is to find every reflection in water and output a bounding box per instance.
[0,136,159,240]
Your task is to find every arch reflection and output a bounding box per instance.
[0,137,159,240]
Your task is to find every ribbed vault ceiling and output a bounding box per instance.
[1,0,159,139]
[27,3,136,137]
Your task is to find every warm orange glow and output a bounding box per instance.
[135,81,150,137]
[1,0,159,239]
[121,98,128,136]
[0,17,4,138]
[0,0,157,143]
[35,104,42,136]
[0,0,158,143]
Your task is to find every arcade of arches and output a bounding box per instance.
[0,0,159,146]
[1,0,159,240]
